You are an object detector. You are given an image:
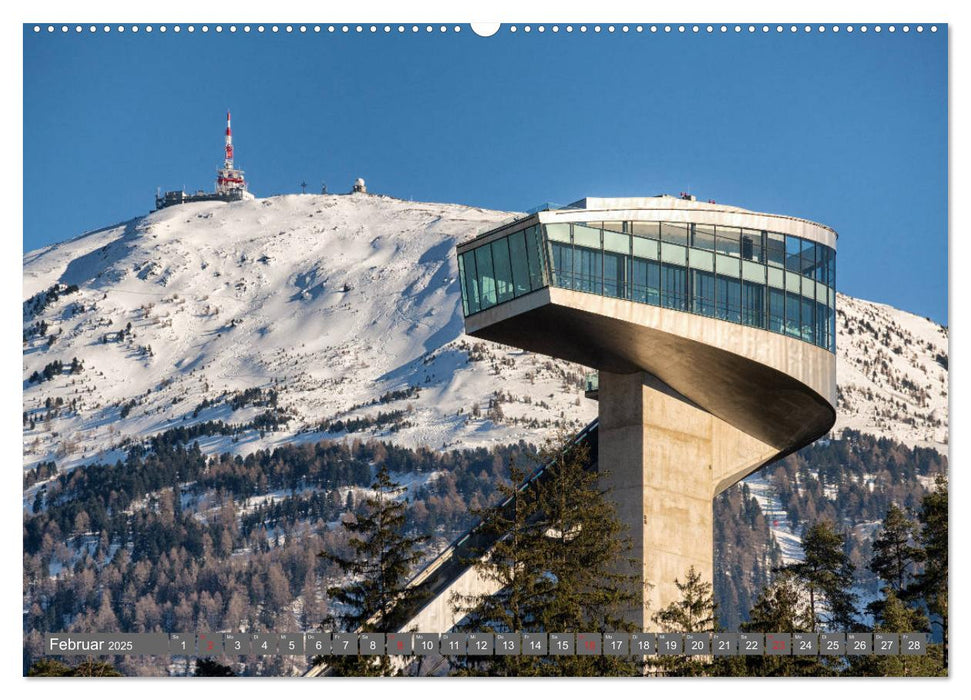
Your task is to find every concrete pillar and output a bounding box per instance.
[598,370,778,629]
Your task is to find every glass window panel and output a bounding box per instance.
[767,266,785,289]
[526,226,547,290]
[549,241,574,290]
[604,251,629,299]
[785,235,803,272]
[603,221,626,233]
[546,223,571,243]
[796,238,816,277]
[692,270,717,317]
[507,230,531,297]
[661,242,687,265]
[458,253,469,316]
[573,222,602,249]
[715,253,740,277]
[814,245,828,284]
[742,281,764,328]
[632,258,660,305]
[660,222,689,245]
[715,226,741,257]
[801,274,816,296]
[632,235,659,259]
[491,238,514,304]
[462,251,480,314]
[815,301,829,350]
[830,300,837,352]
[474,244,497,309]
[810,243,820,282]
[631,221,660,239]
[604,230,631,254]
[742,260,765,283]
[785,291,801,338]
[766,232,786,267]
[574,245,602,294]
[661,264,687,310]
[689,248,714,271]
[801,295,815,344]
[800,238,817,278]
[768,288,785,333]
[741,229,763,262]
[691,224,716,251]
[785,270,802,293]
[815,280,828,304]
[716,275,741,323]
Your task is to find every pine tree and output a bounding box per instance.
[652,566,716,633]
[450,436,642,676]
[778,521,857,631]
[867,504,924,625]
[913,474,947,668]
[27,659,73,676]
[844,591,944,677]
[734,571,830,677]
[650,566,718,677]
[318,465,428,676]
[28,659,122,676]
[742,571,811,634]
[870,504,923,593]
[450,460,546,676]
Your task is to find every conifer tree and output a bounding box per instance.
[652,566,717,633]
[451,436,642,676]
[734,571,830,677]
[844,591,944,677]
[28,659,122,676]
[867,504,924,626]
[650,566,718,677]
[318,465,428,676]
[742,570,812,634]
[777,521,857,631]
[913,474,947,668]
[870,504,923,593]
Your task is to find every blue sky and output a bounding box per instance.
[23,24,947,323]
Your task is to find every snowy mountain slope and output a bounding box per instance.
[22,194,947,474]
[832,293,948,450]
[23,194,594,472]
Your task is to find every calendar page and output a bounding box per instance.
[19,4,950,687]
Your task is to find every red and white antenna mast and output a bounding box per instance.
[224,110,234,167]
[216,109,247,197]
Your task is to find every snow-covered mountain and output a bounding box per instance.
[22,194,948,473]
[834,293,947,449]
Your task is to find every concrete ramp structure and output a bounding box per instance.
[454,195,838,627]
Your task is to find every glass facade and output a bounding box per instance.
[458,219,836,353]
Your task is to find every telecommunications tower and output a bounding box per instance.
[215,110,247,196]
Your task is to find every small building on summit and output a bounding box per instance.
[155,111,254,211]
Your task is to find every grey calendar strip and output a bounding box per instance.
[44,632,928,657]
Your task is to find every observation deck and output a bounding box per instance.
[456,195,837,457]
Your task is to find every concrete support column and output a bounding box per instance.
[598,370,777,629]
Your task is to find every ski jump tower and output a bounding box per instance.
[455,195,838,627]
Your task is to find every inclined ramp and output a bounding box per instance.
[305,419,599,677]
